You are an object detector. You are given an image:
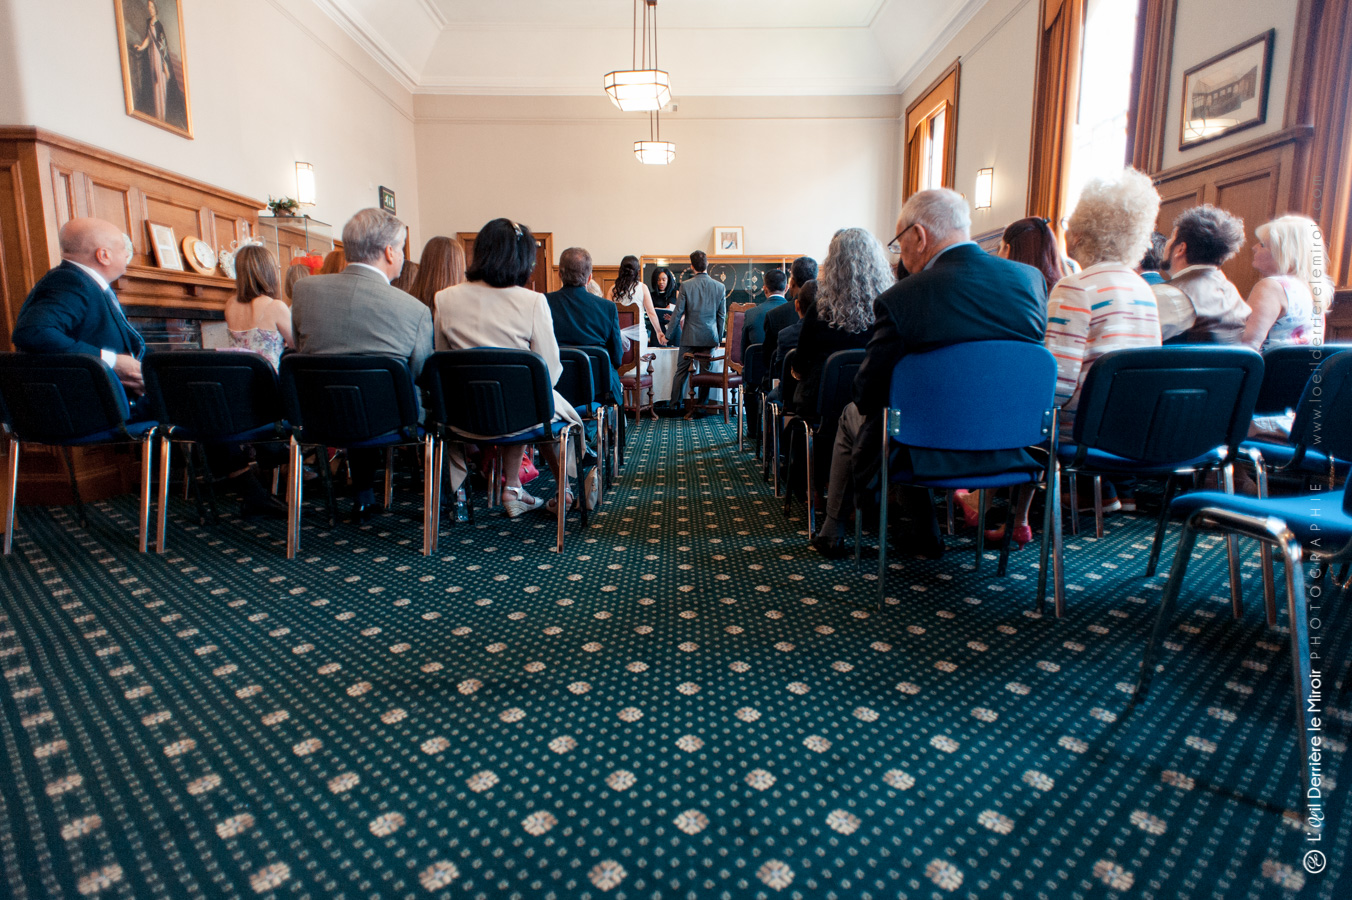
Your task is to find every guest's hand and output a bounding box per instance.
[113,354,144,394]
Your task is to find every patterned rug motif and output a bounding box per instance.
[0,416,1348,900]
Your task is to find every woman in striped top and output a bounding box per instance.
[1004,169,1163,545]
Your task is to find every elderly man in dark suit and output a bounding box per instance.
[811,189,1047,559]
[545,247,624,404]
[291,208,434,521]
[13,217,145,395]
[666,250,727,415]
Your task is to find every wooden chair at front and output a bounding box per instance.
[616,302,657,423]
[686,302,756,426]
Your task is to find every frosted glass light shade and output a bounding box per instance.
[295,162,316,207]
[974,168,993,210]
[634,141,676,165]
[604,70,672,112]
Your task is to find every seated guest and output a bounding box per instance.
[999,168,1163,545]
[283,264,311,303]
[650,266,679,309]
[547,247,625,404]
[1136,231,1168,285]
[741,269,790,359]
[317,248,346,275]
[791,228,891,415]
[1239,215,1330,352]
[291,208,434,521]
[434,219,593,516]
[613,255,666,344]
[811,189,1047,558]
[1152,205,1249,343]
[766,280,816,408]
[12,217,144,397]
[761,256,818,394]
[997,217,1066,293]
[409,236,466,314]
[225,243,294,370]
[390,259,419,294]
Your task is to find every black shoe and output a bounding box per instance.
[231,471,288,519]
[810,533,848,559]
[349,502,376,525]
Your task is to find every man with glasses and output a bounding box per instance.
[810,189,1048,559]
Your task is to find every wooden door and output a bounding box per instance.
[458,230,555,293]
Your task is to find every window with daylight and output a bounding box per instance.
[904,61,960,198]
[1064,0,1141,218]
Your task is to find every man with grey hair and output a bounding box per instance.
[291,208,434,522]
[810,188,1048,559]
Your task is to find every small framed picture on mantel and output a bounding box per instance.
[711,226,744,256]
[379,186,397,214]
[1178,29,1274,151]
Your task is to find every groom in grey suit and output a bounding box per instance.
[291,208,434,518]
[666,250,727,413]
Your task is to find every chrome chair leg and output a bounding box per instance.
[286,436,302,559]
[1067,472,1080,537]
[945,492,955,535]
[1092,474,1104,539]
[1222,463,1244,619]
[737,387,745,451]
[1036,453,1066,617]
[804,423,816,534]
[138,427,155,553]
[156,434,172,553]
[876,409,891,613]
[3,436,19,556]
[555,428,569,553]
[1146,474,1179,577]
[974,489,986,571]
[423,434,438,557]
[1241,446,1277,625]
[383,447,395,510]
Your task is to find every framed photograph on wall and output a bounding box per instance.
[147,222,184,270]
[379,186,397,214]
[711,226,744,256]
[114,0,193,139]
[1178,29,1274,151]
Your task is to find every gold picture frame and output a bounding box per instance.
[114,0,193,139]
[147,222,184,270]
[711,226,744,256]
[1178,30,1273,151]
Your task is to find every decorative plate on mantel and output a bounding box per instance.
[181,235,218,275]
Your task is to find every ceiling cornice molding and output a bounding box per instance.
[890,0,990,96]
[415,0,448,29]
[309,0,422,90]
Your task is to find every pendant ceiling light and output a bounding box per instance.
[605,0,671,113]
[634,110,675,165]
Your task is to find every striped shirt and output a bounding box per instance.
[1046,262,1162,430]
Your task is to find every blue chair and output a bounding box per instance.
[421,349,586,554]
[800,349,865,532]
[1057,346,1263,618]
[767,348,799,500]
[1131,351,1352,831]
[558,348,605,509]
[142,351,290,553]
[875,342,1061,613]
[0,353,158,555]
[568,345,622,488]
[278,355,430,558]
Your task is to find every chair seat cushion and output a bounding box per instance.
[575,402,603,416]
[1171,488,1352,546]
[620,374,653,387]
[165,422,288,444]
[890,468,1041,490]
[453,420,567,445]
[1058,444,1224,474]
[67,419,159,445]
[346,428,423,450]
[1241,440,1350,476]
[691,373,742,388]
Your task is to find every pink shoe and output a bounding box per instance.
[985,524,1033,550]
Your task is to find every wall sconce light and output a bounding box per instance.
[295,162,316,207]
[974,168,993,210]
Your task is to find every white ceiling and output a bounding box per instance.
[312,0,989,96]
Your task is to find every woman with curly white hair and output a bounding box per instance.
[790,226,894,414]
[1003,168,1163,546]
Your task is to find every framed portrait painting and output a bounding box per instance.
[712,226,744,257]
[1179,30,1273,150]
[114,0,193,139]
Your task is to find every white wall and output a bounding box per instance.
[895,0,1039,237]
[0,0,421,246]
[413,95,900,265]
[1160,0,1299,171]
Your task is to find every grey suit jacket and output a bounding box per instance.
[291,265,434,380]
[667,272,726,347]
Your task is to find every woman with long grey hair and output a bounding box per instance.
[790,227,893,413]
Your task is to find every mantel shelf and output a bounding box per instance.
[116,264,235,289]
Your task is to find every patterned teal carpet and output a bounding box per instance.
[0,417,1347,899]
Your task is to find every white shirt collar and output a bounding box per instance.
[922,240,978,271]
[67,259,111,292]
[348,262,391,284]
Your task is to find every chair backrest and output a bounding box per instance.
[818,349,866,421]
[743,343,764,388]
[421,348,556,437]
[571,345,614,403]
[1071,345,1263,464]
[143,350,284,441]
[0,352,132,443]
[556,348,596,410]
[617,303,640,369]
[1256,345,1352,415]
[779,348,800,409]
[278,354,419,447]
[1287,350,1352,461]
[727,302,755,369]
[889,341,1057,451]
